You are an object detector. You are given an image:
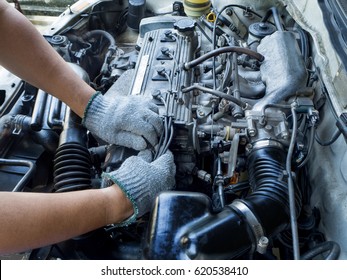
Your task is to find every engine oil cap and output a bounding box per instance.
[173,18,197,33]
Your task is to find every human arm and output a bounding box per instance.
[0,151,175,255]
[0,1,163,150]
[0,0,94,117]
[0,185,133,255]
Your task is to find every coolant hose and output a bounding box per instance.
[83,30,116,47]
[183,46,264,70]
[83,30,116,75]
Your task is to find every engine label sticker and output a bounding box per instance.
[131,55,150,96]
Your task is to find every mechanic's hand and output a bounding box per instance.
[102,150,176,226]
[82,92,163,150]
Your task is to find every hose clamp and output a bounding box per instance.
[231,199,268,254]
[252,139,283,151]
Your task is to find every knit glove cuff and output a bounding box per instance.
[102,151,176,227]
[103,168,149,221]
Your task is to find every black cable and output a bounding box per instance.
[315,128,341,146]
[286,105,300,260]
[154,96,168,160]
[261,7,284,31]
[162,119,174,155]
[297,125,316,168]
[314,66,339,122]
[224,181,250,194]
[301,241,340,260]
[155,94,174,159]
[196,22,212,44]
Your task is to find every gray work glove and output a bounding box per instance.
[102,150,176,226]
[82,92,163,150]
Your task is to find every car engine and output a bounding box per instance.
[1,0,347,260]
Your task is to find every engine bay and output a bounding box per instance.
[1,0,347,260]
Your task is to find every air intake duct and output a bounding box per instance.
[144,146,302,259]
[53,108,91,193]
[53,64,92,193]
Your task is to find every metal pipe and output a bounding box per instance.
[216,157,225,208]
[231,51,243,118]
[182,84,250,109]
[0,158,36,192]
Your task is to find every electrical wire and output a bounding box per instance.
[314,65,339,122]
[286,104,300,260]
[297,125,315,168]
[196,22,213,43]
[154,94,174,159]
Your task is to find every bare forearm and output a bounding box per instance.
[0,185,133,255]
[0,0,94,116]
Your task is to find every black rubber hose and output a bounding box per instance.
[301,241,341,260]
[245,147,302,238]
[83,29,116,46]
[261,7,284,31]
[83,30,116,74]
[183,46,264,70]
[297,125,315,168]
